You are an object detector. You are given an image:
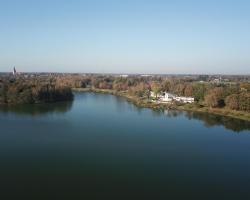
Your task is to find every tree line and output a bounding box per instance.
[56,74,250,112]
[0,77,73,105]
[1,74,249,112]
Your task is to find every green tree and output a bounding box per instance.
[151,82,161,98]
[193,83,207,101]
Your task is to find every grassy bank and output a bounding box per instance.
[73,88,250,122]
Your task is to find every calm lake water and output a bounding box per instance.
[0,92,250,199]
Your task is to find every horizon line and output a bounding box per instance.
[0,71,250,76]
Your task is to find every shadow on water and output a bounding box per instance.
[106,92,250,133]
[1,91,249,133]
[163,110,250,133]
[0,101,73,117]
[81,92,250,133]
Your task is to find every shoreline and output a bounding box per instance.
[73,88,250,122]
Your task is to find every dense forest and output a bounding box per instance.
[1,74,250,113]
[56,74,250,112]
[0,77,73,105]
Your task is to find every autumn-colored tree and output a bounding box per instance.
[128,83,146,97]
[184,84,193,97]
[240,82,250,92]
[204,87,225,108]
[238,92,250,111]
[225,94,239,110]
[113,82,128,91]
[161,80,171,92]
[212,87,225,98]
[175,83,186,96]
[204,94,218,108]
[99,81,112,89]
[0,77,73,105]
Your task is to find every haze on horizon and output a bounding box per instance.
[0,0,250,75]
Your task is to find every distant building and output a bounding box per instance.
[150,91,194,103]
[120,75,128,78]
[13,67,17,76]
[150,92,176,102]
[160,92,176,102]
[212,79,220,84]
[174,96,195,103]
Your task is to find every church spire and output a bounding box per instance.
[13,66,16,76]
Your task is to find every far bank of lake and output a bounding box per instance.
[73,88,250,122]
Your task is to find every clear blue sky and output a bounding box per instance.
[0,0,250,74]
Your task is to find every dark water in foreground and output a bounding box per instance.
[0,92,250,199]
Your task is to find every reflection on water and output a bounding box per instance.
[163,110,250,133]
[0,92,249,133]
[81,93,250,133]
[0,101,73,117]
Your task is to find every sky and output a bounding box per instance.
[0,0,250,74]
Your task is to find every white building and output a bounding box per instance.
[175,96,194,103]
[159,92,176,102]
[151,92,175,102]
[151,91,194,103]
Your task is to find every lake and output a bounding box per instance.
[0,92,250,199]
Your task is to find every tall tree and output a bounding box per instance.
[225,94,239,110]
[151,82,161,98]
[204,87,225,108]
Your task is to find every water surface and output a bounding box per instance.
[0,92,250,199]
